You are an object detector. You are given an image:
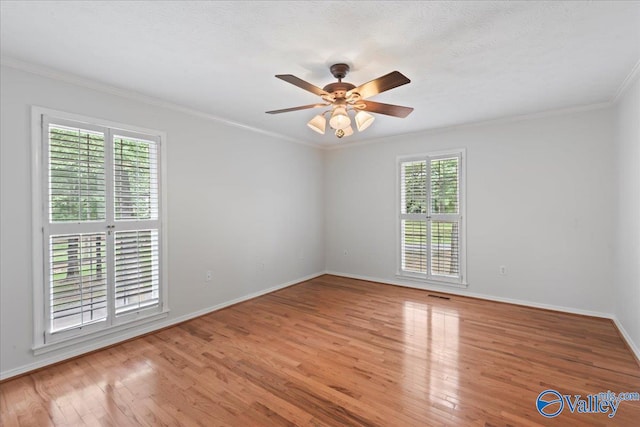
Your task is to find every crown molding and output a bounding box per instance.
[325,100,612,151]
[327,59,640,152]
[612,58,640,104]
[0,56,321,149]
[4,55,635,153]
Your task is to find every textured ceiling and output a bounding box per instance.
[1,1,639,146]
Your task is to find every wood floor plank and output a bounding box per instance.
[1,275,639,426]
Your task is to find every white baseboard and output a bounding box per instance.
[0,272,324,381]
[156,271,324,327]
[325,270,613,318]
[326,270,640,364]
[5,270,637,380]
[612,317,640,364]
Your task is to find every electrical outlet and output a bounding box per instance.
[205,270,213,282]
[499,266,507,275]
[343,249,348,256]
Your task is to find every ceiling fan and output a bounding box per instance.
[266,63,414,139]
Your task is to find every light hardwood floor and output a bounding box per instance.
[1,275,639,426]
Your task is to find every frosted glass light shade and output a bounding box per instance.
[335,126,354,139]
[329,107,351,130]
[355,111,375,131]
[307,114,326,134]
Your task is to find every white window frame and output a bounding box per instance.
[396,148,467,287]
[31,106,169,354]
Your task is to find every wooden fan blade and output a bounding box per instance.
[275,74,328,96]
[265,103,327,114]
[361,100,414,118]
[348,71,411,99]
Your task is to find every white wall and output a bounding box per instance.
[325,108,616,315]
[614,73,640,356]
[0,65,325,378]
[2,61,637,379]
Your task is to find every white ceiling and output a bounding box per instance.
[1,1,639,146]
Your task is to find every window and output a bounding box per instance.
[33,108,167,348]
[398,150,466,286]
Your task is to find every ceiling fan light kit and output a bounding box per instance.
[267,63,414,140]
[329,106,351,130]
[307,114,327,134]
[340,126,354,138]
[355,110,375,132]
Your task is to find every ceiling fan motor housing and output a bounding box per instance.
[323,82,356,99]
[324,63,357,99]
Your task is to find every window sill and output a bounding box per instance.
[33,310,169,356]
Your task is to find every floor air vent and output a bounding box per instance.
[428,294,451,300]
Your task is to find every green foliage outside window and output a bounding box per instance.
[431,158,458,214]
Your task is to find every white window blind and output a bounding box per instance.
[48,125,106,222]
[114,135,159,221]
[41,115,164,342]
[115,230,159,315]
[399,152,465,285]
[49,233,107,332]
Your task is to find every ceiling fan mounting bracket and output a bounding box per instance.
[329,63,350,80]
